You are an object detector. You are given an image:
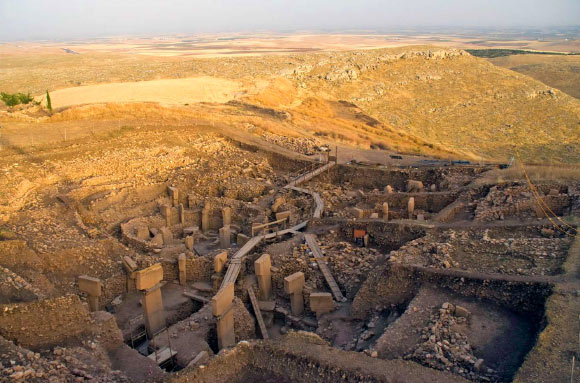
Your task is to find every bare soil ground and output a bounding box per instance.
[44,76,245,108]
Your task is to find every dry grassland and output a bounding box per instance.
[1,43,580,164]
[489,54,580,99]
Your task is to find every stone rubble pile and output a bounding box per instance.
[289,231,381,297]
[259,131,321,156]
[324,241,381,296]
[474,185,535,222]
[389,235,458,269]
[0,266,46,301]
[0,339,128,382]
[388,227,568,276]
[404,303,498,382]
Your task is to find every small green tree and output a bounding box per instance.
[0,92,35,107]
[46,90,52,112]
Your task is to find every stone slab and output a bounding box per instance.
[78,275,102,297]
[211,283,234,317]
[284,272,305,294]
[136,263,164,291]
[275,211,291,222]
[254,254,271,276]
[216,307,235,349]
[214,251,228,273]
[310,292,334,314]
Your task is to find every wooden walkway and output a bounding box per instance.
[285,161,335,188]
[304,233,346,302]
[220,236,262,290]
[218,162,333,292]
[247,286,269,339]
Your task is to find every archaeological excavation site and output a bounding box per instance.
[0,124,579,383]
[1,19,580,380]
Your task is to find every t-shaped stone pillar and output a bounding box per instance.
[161,204,172,226]
[309,292,334,318]
[254,254,272,301]
[168,186,179,207]
[219,225,231,248]
[272,197,286,213]
[212,251,228,290]
[178,204,185,224]
[222,207,232,226]
[78,275,102,312]
[284,272,305,317]
[211,283,235,350]
[185,235,194,251]
[202,204,211,233]
[178,253,187,286]
[135,263,166,338]
[214,251,227,274]
[382,202,389,221]
[408,197,415,219]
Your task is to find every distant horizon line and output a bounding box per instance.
[1,25,579,44]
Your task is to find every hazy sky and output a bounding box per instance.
[1,0,579,41]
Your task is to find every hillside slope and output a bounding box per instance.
[1,46,579,163]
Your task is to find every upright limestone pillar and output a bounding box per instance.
[284,272,305,316]
[162,204,172,226]
[219,225,231,248]
[178,253,187,286]
[382,202,389,221]
[408,197,415,219]
[178,204,185,224]
[202,203,211,233]
[310,292,334,318]
[185,235,194,251]
[78,275,102,312]
[254,254,272,301]
[136,263,166,338]
[211,283,235,350]
[222,207,232,226]
[168,186,179,207]
[212,251,228,290]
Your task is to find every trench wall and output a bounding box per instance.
[365,191,459,213]
[339,221,426,252]
[166,332,466,383]
[352,263,552,320]
[316,165,486,190]
[0,295,93,350]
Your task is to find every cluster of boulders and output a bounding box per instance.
[322,237,382,296]
[404,303,498,382]
[388,235,458,269]
[287,232,382,297]
[321,67,359,82]
[259,131,321,155]
[388,227,568,276]
[0,338,128,382]
[474,185,536,221]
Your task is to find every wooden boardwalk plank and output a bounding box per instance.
[304,233,346,302]
[247,286,269,339]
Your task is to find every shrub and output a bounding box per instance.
[0,92,35,107]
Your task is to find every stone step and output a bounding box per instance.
[148,347,177,365]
